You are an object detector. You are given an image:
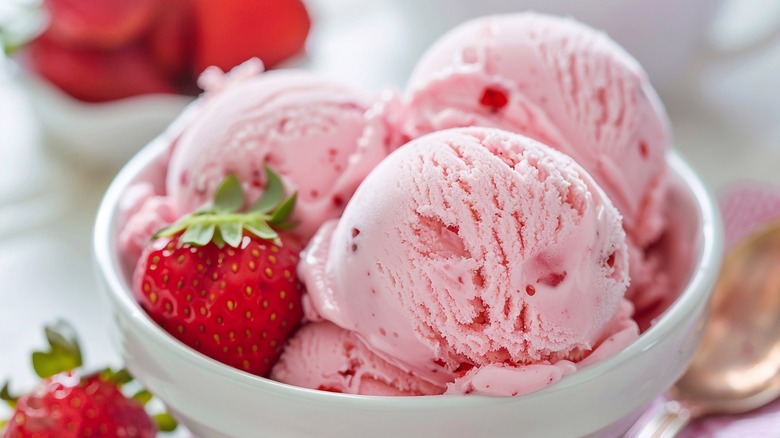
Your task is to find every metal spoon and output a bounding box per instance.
[636,221,780,437]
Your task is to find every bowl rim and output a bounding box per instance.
[93,137,723,406]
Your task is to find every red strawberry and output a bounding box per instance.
[144,0,196,88]
[1,323,171,438]
[4,373,155,438]
[133,168,304,376]
[28,35,178,102]
[191,0,311,75]
[42,0,160,49]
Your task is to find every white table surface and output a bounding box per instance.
[1,1,780,436]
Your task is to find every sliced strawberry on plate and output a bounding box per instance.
[134,168,305,377]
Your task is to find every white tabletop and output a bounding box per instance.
[1,1,779,436]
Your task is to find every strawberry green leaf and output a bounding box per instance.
[193,206,216,215]
[110,368,133,385]
[245,220,277,240]
[32,322,82,379]
[269,192,297,225]
[1,381,17,408]
[273,220,300,231]
[249,166,284,214]
[181,223,216,247]
[100,368,133,386]
[212,227,226,249]
[132,389,153,405]
[218,222,243,247]
[213,174,244,213]
[153,220,189,240]
[154,412,178,432]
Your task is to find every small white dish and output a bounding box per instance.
[94,129,723,438]
[17,64,193,168]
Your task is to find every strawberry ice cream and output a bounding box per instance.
[280,127,639,396]
[167,65,401,240]
[401,13,672,314]
[115,11,685,401]
[119,61,401,261]
[271,322,445,396]
[118,182,178,261]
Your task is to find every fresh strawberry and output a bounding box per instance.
[28,35,178,102]
[191,0,311,75]
[42,0,160,49]
[3,374,155,438]
[1,323,173,438]
[133,169,304,377]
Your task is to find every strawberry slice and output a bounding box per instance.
[134,168,304,377]
[42,0,160,49]
[191,0,311,75]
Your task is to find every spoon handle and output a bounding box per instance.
[634,401,693,438]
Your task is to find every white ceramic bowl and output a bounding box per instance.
[94,130,723,438]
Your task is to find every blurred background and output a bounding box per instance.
[1,0,779,435]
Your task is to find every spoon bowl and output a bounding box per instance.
[675,221,780,415]
[638,221,780,437]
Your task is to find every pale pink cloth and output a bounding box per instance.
[681,396,780,437]
[719,180,780,251]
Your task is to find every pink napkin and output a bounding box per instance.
[719,181,780,251]
[681,397,780,437]
[637,181,780,437]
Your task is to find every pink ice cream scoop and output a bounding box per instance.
[403,12,670,248]
[271,322,445,396]
[118,182,179,265]
[166,65,402,241]
[295,127,638,396]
